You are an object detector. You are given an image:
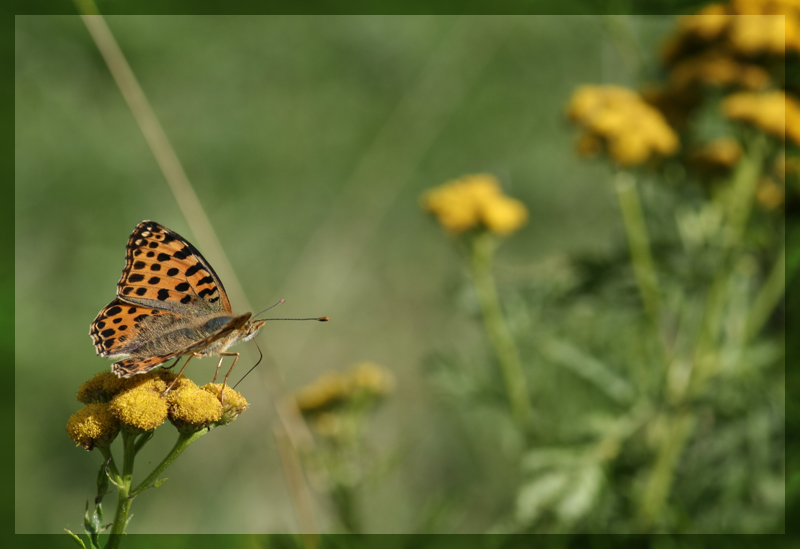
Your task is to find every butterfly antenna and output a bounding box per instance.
[235,302,328,388]
[253,298,286,318]
[234,340,264,389]
[254,298,329,322]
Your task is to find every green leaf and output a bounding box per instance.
[64,529,87,549]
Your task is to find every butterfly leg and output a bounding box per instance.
[162,353,199,395]
[213,352,240,404]
[163,356,182,371]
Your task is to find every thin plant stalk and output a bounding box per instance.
[129,429,209,498]
[101,429,209,546]
[637,134,768,530]
[637,409,695,528]
[747,244,786,340]
[331,483,361,534]
[469,231,532,426]
[614,171,663,328]
[106,430,136,548]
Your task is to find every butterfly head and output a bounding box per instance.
[242,319,267,342]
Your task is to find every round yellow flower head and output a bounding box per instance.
[722,90,797,142]
[728,9,790,55]
[349,362,394,398]
[201,383,249,425]
[109,383,168,432]
[76,370,122,404]
[295,371,350,416]
[664,1,800,60]
[66,402,120,451]
[690,138,743,172]
[669,51,770,91]
[566,85,679,167]
[167,379,223,432]
[421,174,528,236]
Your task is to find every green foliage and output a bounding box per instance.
[15,13,789,537]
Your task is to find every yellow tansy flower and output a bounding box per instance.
[670,50,770,91]
[690,138,743,171]
[295,371,350,415]
[722,90,797,142]
[202,383,249,425]
[76,371,120,404]
[481,195,529,236]
[167,381,223,432]
[421,174,528,236]
[66,402,120,451]
[349,362,394,397]
[566,85,679,166]
[109,384,168,432]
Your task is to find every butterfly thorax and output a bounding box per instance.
[190,318,267,357]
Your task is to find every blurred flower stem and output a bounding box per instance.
[692,133,768,391]
[747,244,786,340]
[638,133,770,530]
[469,231,532,426]
[331,483,361,534]
[613,171,663,328]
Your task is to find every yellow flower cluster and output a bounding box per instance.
[420,174,528,236]
[669,50,770,91]
[295,362,393,417]
[67,370,248,450]
[689,137,743,172]
[722,90,800,144]
[665,0,800,58]
[65,402,119,451]
[566,85,680,167]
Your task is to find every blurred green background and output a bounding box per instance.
[16,14,783,536]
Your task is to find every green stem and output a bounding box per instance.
[106,430,137,547]
[614,171,662,326]
[639,134,768,530]
[129,429,209,498]
[746,244,786,340]
[331,483,361,534]
[638,409,695,529]
[469,231,532,426]
[691,134,768,391]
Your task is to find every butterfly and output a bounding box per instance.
[90,220,268,388]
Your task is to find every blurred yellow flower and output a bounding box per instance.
[728,14,787,54]
[681,4,731,40]
[722,90,800,143]
[295,371,350,415]
[756,177,786,209]
[350,362,395,397]
[566,85,679,166]
[670,50,770,90]
[295,362,394,418]
[664,1,800,59]
[690,138,743,171]
[421,174,528,236]
[66,402,120,451]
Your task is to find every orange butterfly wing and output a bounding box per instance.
[90,221,250,378]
